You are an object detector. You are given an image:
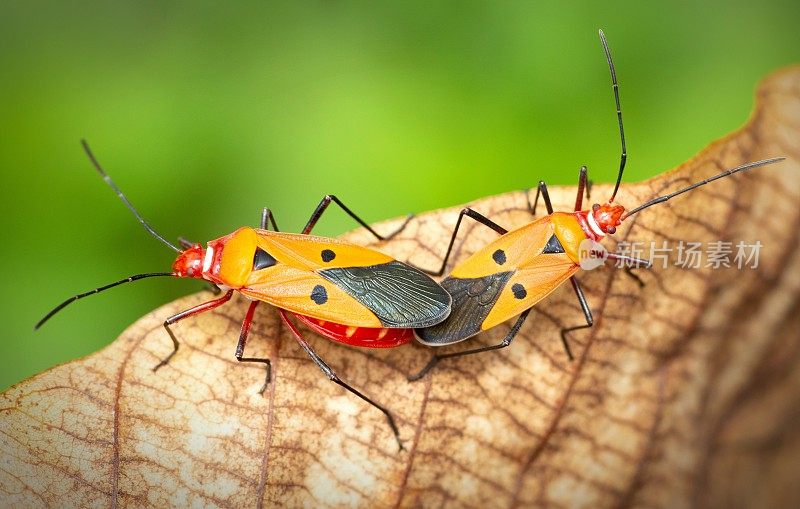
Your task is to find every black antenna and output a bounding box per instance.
[35,272,176,329]
[81,139,182,253]
[621,157,785,220]
[599,29,627,203]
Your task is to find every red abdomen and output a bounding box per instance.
[291,313,413,348]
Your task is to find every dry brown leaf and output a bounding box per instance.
[2,67,800,509]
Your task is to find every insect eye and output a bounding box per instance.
[253,247,277,270]
[606,226,616,234]
[592,203,601,211]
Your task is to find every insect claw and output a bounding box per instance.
[560,333,575,361]
[624,267,646,287]
[152,355,173,372]
[408,357,439,382]
[152,341,179,371]
[383,213,414,240]
[384,417,404,452]
[152,336,181,371]
[259,363,272,395]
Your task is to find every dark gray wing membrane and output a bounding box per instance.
[319,261,451,328]
[415,271,514,346]
[542,234,566,254]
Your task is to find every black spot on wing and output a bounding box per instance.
[542,234,565,254]
[310,285,328,305]
[253,247,277,270]
[319,261,451,327]
[415,271,514,346]
[321,249,336,262]
[512,283,527,299]
[492,249,507,265]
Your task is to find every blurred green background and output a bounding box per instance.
[1,1,798,390]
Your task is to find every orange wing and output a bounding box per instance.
[254,230,395,271]
[238,230,451,328]
[240,264,384,327]
[480,252,578,330]
[416,214,584,346]
[449,216,554,279]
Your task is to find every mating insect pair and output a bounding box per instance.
[37,29,785,451]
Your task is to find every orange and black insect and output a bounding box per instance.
[36,141,452,448]
[410,30,784,379]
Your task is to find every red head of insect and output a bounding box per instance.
[172,244,205,278]
[590,202,625,235]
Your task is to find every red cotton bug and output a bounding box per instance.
[408,29,785,380]
[35,141,452,449]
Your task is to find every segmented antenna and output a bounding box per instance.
[599,29,627,203]
[81,140,181,253]
[621,157,786,220]
[35,272,175,329]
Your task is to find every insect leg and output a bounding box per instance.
[178,237,196,250]
[301,194,412,240]
[408,309,531,381]
[156,290,234,371]
[606,253,651,287]
[559,276,594,361]
[574,166,592,211]
[606,253,650,268]
[260,208,280,231]
[623,268,646,286]
[235,300,272,394]
[204,283,223,295]
[528,181,554,215]
[278,309,404,451]
[422,207,508,276]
